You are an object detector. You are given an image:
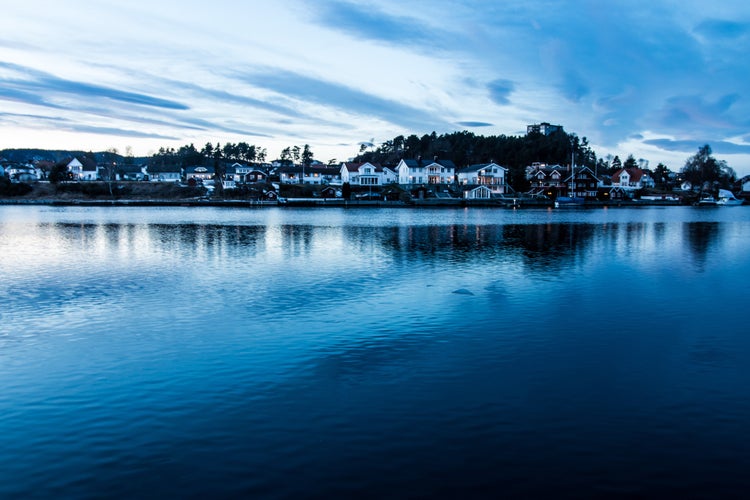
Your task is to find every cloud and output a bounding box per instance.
[64,125,180,140]
[311,1,437,48]
[0,111,179,140]
[0,62,189,111]
[456,121,494,127]
[234,68,454,131]
[644,138,750,155]
[487,80,514,105]
[654,94,748,133]
[157,77,309,120]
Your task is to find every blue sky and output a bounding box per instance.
[1,0,749,174]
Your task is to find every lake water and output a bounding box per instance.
[2,205,750,498]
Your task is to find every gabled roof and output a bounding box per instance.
[342,161,383,172]
[400,158,457,170]
[613,167,647,183]
[563,166,600,182]
[458,162,507,174]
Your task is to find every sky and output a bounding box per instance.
[1,0,749,175]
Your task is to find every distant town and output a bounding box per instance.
[2,123,748,206]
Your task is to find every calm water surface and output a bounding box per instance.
[1,205,750,498]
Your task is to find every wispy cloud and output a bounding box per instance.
[234,68,454,132]
[0,62,188,110]
[311,1,437,48]
[643,138,750,155]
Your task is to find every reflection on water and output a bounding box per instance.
[1,206,750,497]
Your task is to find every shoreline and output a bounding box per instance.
[0,197,687,208]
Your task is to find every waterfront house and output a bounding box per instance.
[241,168,268,184]
[184,165,215,184]
[80,158,99,181]
[275,164,340,185]
[612,168,655,190]
[463,185,493,199]
[66,158,83,179]
[526,163,567,197]
[340,162,395,186]
[116,164,147,181]
[456,163,508,194]
[147,164,182,183]
[597,186,628,201]
[304,166,342,185]
[562,166,601,199]
[277,165,303,184]
[397,158,456,185]
[5,162,38,183]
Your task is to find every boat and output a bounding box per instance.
[716,189,744,206]
[554,196,585,208]
[697,195,717,206]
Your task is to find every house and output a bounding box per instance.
[340,162,395,186]
[320,186,340,198]
[66,158,83,179]
[277,165,304,184]
[304,166,343,185]
[147,164,182,182]
[242,168,268,184]
[277,165,343,184]
[612,168,655,190]
[456,162,508,193]
[116,164,147,181]
[184,165,215,183]
[397,158,456,185]
[79,157,99,181]
[464,185,493,199]
[4,162,38,183]
[597,186,628,201]
[526,163,567,197]
[562,166,601,199]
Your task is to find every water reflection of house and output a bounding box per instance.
[456,163,509,194]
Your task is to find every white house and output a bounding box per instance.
[456,162,508,193]
[303,166,343,185]
[147,164,182,182]
[612,168,655,190]
[397,158,455,185]
[67,158,83,179]
[340,162,395,186]
[463,185,493,199]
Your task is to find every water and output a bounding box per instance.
[1,205,749,498]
